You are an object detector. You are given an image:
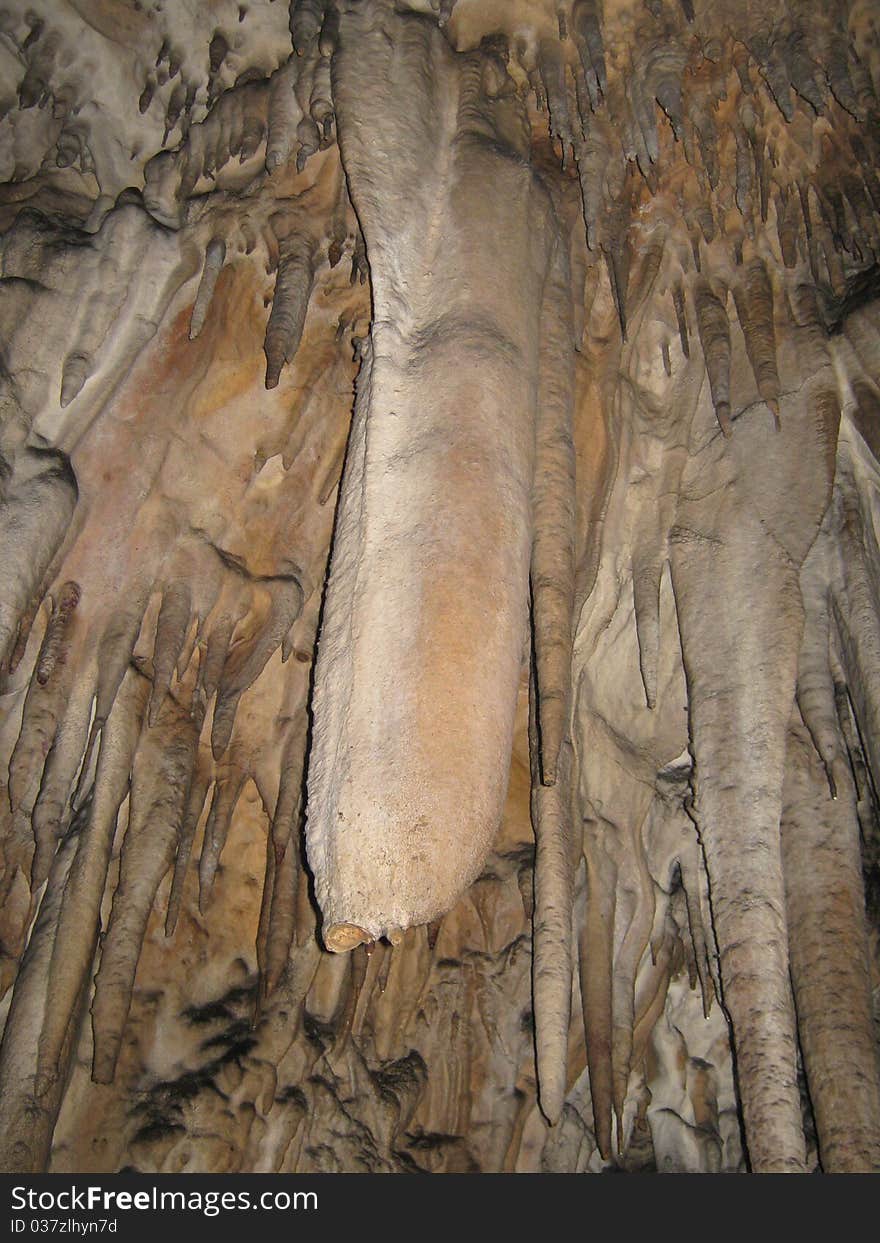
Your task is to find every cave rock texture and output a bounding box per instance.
[1,0,880,1176]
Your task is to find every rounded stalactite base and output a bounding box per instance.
[323,922,371,952]
[323,922,405,952]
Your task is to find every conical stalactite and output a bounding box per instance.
[732,259,781,425]
[266,58,303,173]
[0,0,877,1178]
[148,581,192,725]
[693,279,732,436]
[34,581,80,690]
[189,239,226,341]
[90,690,199,1084]
[263,236,316,390]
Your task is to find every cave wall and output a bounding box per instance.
[0,0,879,1174]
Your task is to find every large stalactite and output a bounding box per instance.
[0,0,878,1175]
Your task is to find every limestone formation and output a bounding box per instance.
[0,0,878,1175]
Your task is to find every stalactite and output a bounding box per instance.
[8,644,71,822]
[210,575,304,758]
[0,830,78,1173]
[781,712,880,1171]
[672,281,690,359]
[678,835,719,1018]
[35,664,148,1098]
[571,1,607,101]
[290,0,325,57]
[198,769,247,910]
[35,582,79,689]
[693,279,732,436]
[609,831,655,1149]
[532,241,576,786]
[266,59,302,172]
[632,554,662,711]
[528,670,574,1126]
[833,496,880,786]
[668,312,840,1168]
[58,208,151,406]
[164,764,211,937]
[578,836,615,1159]
[732,259,781,425]
[260,823,300,1001]
[91,695,198,1083]
[264,238,316,390]
[0,450,77,675]
[308,3,556,950]
[148,581,192,725]
[538,40,574,166]
[189,239,226,340]
[797,534,841,795]
[29,676,96,890]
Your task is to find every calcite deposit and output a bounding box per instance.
[0,0,878,1174]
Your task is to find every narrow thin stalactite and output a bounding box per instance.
[165,764,211,936]
[632,555,663,710]
[528,663,574,1126]
[610,832,655,1145]
[678,835,719,1017]
[531,239,576,786]
[198,769,247,912]
[578,833,616,1160]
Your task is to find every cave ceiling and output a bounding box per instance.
[0,0,879,1176]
